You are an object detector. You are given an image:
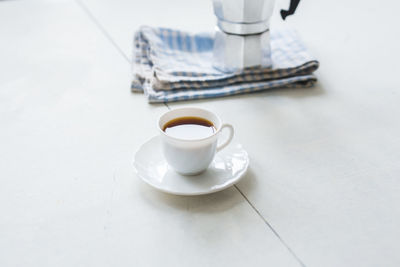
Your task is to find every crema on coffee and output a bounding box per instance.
[163,116,216,140]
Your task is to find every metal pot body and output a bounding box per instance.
[212,0,275,35]
[212,0,275,71]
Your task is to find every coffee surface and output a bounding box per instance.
[163,116,216,140]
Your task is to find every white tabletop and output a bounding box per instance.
[1,0,399,266]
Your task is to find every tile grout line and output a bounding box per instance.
[74,0,170,110]
[234,185,307,267]
[75,0,130,63]
[164,102,171,110]
[75,1,303,265]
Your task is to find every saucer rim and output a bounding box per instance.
[132,135,249,196]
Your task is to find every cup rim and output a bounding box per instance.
[157,107,223,142]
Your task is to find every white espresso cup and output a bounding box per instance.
[158,107,234,175]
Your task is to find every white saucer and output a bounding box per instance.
[133,136,249,196]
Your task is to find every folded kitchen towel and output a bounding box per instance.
[132,26,319,103]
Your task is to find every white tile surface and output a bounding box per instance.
[77,0,216,59]
[0,1,303,266]
[79,0,400,266]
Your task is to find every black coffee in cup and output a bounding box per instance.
[163,116,216,140]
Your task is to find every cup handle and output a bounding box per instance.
[216,123,234,152]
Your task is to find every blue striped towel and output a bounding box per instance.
[132,26,319,103]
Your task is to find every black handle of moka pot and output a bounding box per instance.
[280,0,301,20]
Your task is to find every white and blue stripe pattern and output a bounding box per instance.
[132,26,319,103]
